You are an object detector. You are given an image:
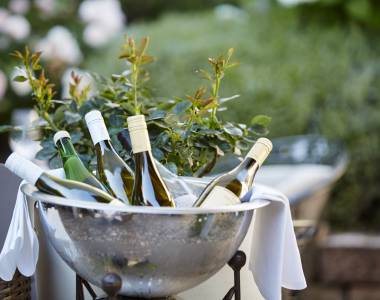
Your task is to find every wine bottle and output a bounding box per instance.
[193,138,273,207]
[127,115,175,207]
[85,110,134,205]
[5,152,123,205]
[118,128,195,201]
[54,130,108,192]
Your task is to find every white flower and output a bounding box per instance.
[61,68,95,99]
[9,0,30,14]
[83,22,112,48]
[1,14,30,41]
[0,8,9,25]
[277,0,317,7]
[10,67,31,96]
[0,70,7,100]
[35,26,82,65]
[35,0,56,16]
[79,0,125,48]
[9,109,42,160]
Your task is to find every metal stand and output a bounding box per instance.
[76,251,246,300]
[223,251,246,300]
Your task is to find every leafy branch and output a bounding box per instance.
[69,71,91,105]
[11,47,59,131]
[119,36,154,114]
[6,37,270,176]
[197,48,239,125]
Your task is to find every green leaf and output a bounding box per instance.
[172,100,192,115]
[49,154,62,169]
[345,0,371,22]
[154,131,170,146]
[70,131,83,144]
[197,69,212,81]
[148,110,166,120]
[165,162,178,174]
[108,114,125,127]
[78,101,96,116]
[13,75,27,82]
[152,147,164,160]
[36,146,57,160]
[249,126,269,136]
[64,111,81,125]
[220,95,240,103]
[53,105,67,124]
[251,115,272,127]
[223,123,243,136]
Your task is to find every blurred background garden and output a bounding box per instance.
[1,0,380,298]
[1,0,379,231]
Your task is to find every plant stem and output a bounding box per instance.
[42,111,59,131]
[132,63,139,114]
[23,61,59,132]
[211,75,221,126]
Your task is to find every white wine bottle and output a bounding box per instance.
[118,128,196,201]
[5,152,123,205]
[127,115,175,207]
[54,131,108,191]
[85,110,134,205]
[193,138,273,207]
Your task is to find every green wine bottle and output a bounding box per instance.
[54,131,108,192]
[193,138,273,207]
[5,152,123,205]
[127,115,175,207]
[85,110,134,205]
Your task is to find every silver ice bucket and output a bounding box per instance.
[22,184,269,298]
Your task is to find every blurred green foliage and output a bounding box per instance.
[122,0,241,21]
[296,0,380,29]
[85,7,380,231]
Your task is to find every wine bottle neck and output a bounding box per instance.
[56,137,79,163]
[236,157,260,186]
[87,118,111,145]
[96,139,114,151]
[5,152,43,185]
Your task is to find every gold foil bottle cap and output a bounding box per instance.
[127,115,151,153]
[127,115,147,131]
[246,137,273,166]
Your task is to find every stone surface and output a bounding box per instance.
[283,285,342,300]
[319,234,380,283]
[350,285,380,300]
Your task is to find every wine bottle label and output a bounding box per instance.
[246,138,273,166]
[85,111,111,145]
[5,152,43,185]
[201,186,240,208]
[129,129,151,153]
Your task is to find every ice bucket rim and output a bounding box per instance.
[21,183,270,215]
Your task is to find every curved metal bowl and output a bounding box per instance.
[22,184,269,298]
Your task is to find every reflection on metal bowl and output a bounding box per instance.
[22,184,269,298]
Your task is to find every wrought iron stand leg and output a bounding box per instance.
[76,274,85,300]
[223,250,246,300]
[76,274,98,300]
